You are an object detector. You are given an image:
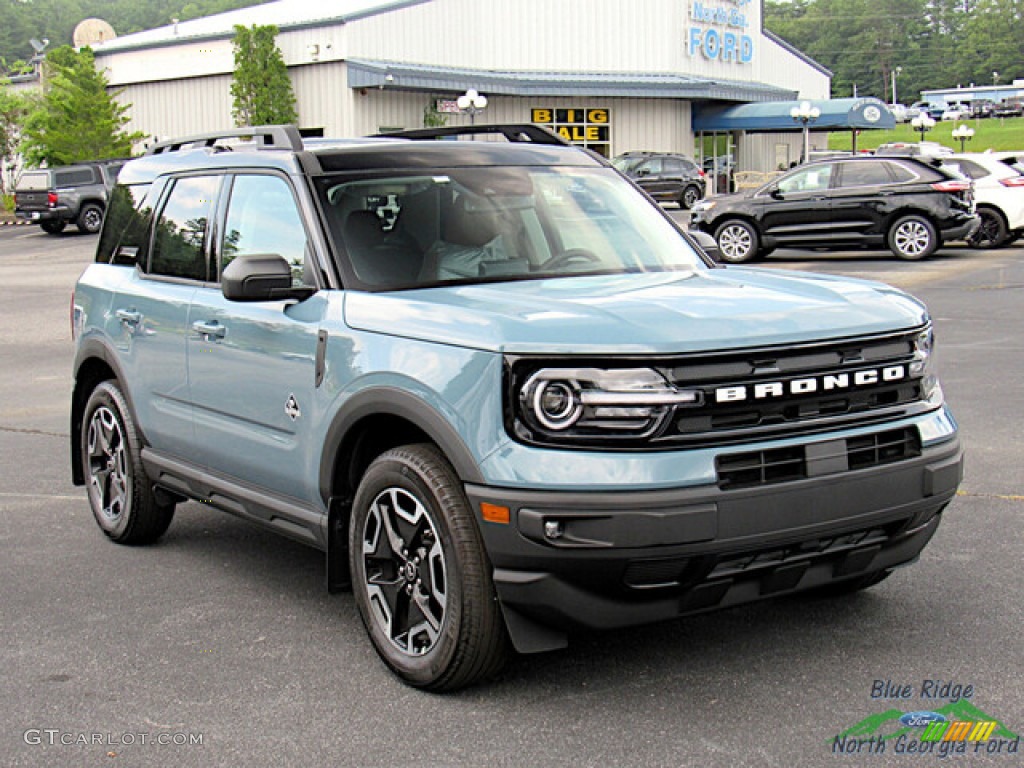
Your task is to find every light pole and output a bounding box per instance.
[952,124,974,152]
[891,65,902,104]
[911,113,935,143]
[456,89,488,125]
[790,100,821,163]
[992,71,999,86]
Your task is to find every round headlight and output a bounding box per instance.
[532,380,582,431]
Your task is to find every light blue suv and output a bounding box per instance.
[71,125,963,690]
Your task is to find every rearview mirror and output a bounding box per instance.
[221,253,315,302]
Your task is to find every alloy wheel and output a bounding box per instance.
[361,487,448,656]
[86,406,129,524]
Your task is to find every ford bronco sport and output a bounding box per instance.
[71,125,963,690]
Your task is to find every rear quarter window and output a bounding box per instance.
[96,183,155,265]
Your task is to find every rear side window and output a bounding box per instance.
[149,176,220,281]
[950,159,990,180]
[96,183,154,264]
[54,168,97,186]
[837,162,892,188]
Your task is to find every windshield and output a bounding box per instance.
[610,156,642,174]
[317,166,705,290]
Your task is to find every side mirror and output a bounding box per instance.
[221,253,314,302]
[769,186,784,200]
[637,168,651,177]
[688,230,721,263]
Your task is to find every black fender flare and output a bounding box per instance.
[318,386,486,506]
[70,337,142,485]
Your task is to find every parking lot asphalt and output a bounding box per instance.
[1,226,1021,767]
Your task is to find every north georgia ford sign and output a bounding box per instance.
[714,366,908,403]
[687,0,754,64]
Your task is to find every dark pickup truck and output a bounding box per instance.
[14,160,125,234]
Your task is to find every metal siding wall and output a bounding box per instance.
[114,75,234,144]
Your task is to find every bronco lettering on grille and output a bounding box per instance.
[714,365,907,403]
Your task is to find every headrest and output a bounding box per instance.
[443,196,502,248]
[343,210,384,247]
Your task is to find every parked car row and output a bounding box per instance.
[896,99,1023,121]
[689,149,1024,262]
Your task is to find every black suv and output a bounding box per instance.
[14,160,124,234]
[690,156,978,262]
[612,151,707,209]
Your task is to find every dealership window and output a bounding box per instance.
[531,108,610,157]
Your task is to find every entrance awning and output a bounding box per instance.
[693,97,895,132]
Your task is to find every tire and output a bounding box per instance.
[887,214,937,260]
[804,570,891,598]
[81,381,175,545]
[714,219,760,263]
[349,444,508,691]
[967,207,1009,249]
[40,220,66,234]
[77,203,104,234]
[680,185,702,210]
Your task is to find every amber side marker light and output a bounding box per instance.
[480,503,510,525]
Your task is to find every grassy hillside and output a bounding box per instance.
[829,116,1024,152]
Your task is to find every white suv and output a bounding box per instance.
[946,152,1024,248]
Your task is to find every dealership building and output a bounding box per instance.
[85,0,859,190]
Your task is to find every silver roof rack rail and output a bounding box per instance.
[146,125,303,155]
[374,124,571,146]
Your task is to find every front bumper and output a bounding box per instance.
[467,435,962,652]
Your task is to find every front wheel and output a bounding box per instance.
[888,215,937,260]
[967,208,1009,249]
[81,380,175,544]
[714,219,760,263]
[349,444,508,691]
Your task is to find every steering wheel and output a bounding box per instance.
[540,248,601,271]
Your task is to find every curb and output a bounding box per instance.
[0,219,32,226]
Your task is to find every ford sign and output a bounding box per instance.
[899,711,947,728]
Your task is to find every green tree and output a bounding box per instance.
[19,45,143,166]
[230,24,297,127]
[1,80,31,201]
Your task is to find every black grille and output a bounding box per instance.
[507,327,934,451]
[717,427,920,490]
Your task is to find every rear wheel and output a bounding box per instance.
[81,380,175,544]
[77,203,104,234]
[349,444,508,691]
[40,220,66,234]
[888,215,937,260]
[967,207,1009,249]
[680,185,702,210]
[714,219,759,263]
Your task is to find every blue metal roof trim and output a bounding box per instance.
[90,0,430,55]
[347,59,795,102]
[693,97,895,132]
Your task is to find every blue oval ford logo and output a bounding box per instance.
[900,711,947,728]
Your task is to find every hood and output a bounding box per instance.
[343,268,927,355]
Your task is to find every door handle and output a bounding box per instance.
[191,320,226,339]
[116,308,141,326]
